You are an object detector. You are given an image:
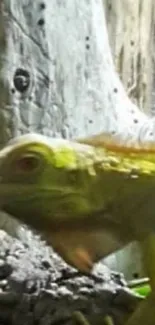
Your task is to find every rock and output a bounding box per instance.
[0,230,143,325]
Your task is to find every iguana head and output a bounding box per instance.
[0,133,103,228]
[0,132,154,272]
[0,133,113,271]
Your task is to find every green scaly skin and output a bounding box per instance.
[0,133,154,324]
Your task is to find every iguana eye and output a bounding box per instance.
[14,153,41,173]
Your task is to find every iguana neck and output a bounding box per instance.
[91,149,155,240]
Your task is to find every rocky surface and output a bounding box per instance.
[0,230,142,325]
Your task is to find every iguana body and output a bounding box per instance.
[0,132,154,324]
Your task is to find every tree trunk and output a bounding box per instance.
[0,0,152,324]
[104,0,155,115]
[0,0,153,144]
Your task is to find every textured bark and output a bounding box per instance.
[0,0,154,145]
[104,0,155,115]
[0,0,152,324]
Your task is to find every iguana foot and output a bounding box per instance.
[72,311,114,325]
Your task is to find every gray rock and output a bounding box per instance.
[0,230,143,325]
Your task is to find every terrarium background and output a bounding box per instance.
[0,0,154,280]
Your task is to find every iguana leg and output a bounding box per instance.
[72,311,90,325]
[72,311,114,325]
[125,234,155,325]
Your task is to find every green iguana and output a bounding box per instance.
[0,132,154,324]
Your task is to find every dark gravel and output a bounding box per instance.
[0,229,143,325]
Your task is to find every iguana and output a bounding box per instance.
[0,132,154,324]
